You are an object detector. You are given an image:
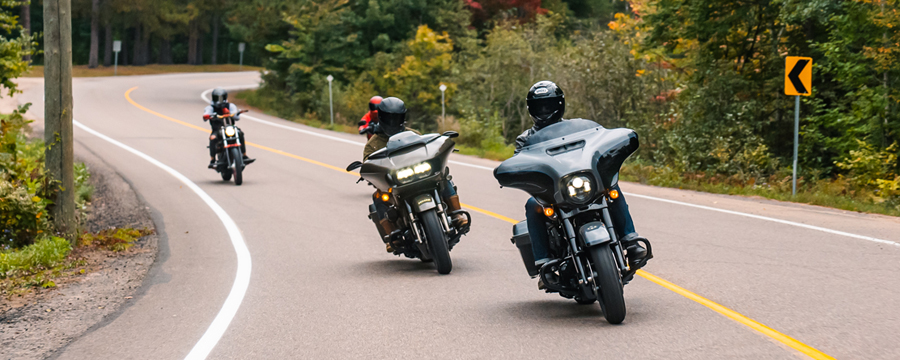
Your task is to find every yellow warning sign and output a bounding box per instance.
[785,57,813,96]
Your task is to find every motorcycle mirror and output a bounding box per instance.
[357,120,367,126]
[346,161,363,172]
[442,131,459,138]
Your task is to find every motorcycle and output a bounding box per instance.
[347,131,471,274]
[209,110,249,186]
[493,119,652,324]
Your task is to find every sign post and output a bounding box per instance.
[113,40,121,75]
[439,84,447,130]
[238,42,245,70]
[785,56,813,196]
[326,75,334,126]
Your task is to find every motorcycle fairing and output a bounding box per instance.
[360,132,454,193]
[493,119,638,205]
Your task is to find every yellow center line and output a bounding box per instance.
[123,86,835,360]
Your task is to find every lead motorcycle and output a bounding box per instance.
[347,131,471,274]
[210,110,249,185]
[494,119,652,324]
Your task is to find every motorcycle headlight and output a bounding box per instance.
[395,162,433,184]
[563,174,594,205]
[224,126,236,137]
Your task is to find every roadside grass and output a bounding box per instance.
[0,228,154,298]
[23,64,263,78]
[621,162,900,217]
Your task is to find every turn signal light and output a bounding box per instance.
[543,206,555,217]
[609,190,620,199]
[381,193,391,202]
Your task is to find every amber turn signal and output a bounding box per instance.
[609,189,620,199]
[543,206,555,217]
[381,193,391,202]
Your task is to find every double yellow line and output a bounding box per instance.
[123,87,834,360]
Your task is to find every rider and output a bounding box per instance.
[364,97,469,252]
[516,81,647,275]
[358,96,383,139]
[203,88,254,168]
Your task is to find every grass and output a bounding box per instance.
[1,228,154,298]
[23,64,263,78]
[620,162,900,217]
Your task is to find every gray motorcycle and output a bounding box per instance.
[494,119,652,324]
[347,131,471,274]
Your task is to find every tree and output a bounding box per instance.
[88,0,99,67]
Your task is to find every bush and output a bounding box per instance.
[0,236,71,279]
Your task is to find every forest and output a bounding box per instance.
[4,0,900,213]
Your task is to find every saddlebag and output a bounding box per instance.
[511,221,539,277]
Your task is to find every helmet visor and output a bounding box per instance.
[528,97,561,118]
[380,112,405,136]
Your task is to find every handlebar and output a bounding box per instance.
[216,109,249,119]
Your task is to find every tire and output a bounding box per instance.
[589,245,626,324]
[230,148,244,186]
[421,209,451,274]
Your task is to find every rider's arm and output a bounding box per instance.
[229,103,241,121]
[203,105,215,121]
[514,129,532,155]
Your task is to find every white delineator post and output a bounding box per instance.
[238,42,246,70]
[113,40,121,75]
[326,75,334,126]
[792,95,799,196]
[439,83,447,130]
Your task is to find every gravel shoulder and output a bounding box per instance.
[0,87,161,360]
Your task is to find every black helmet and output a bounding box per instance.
[211,87,228,107]
[376,97,407,136]
[526,81,565,128]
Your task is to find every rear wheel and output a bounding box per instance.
[230,148,244,186]
[421,209,451,274]
[589,245,626,324]
[220,167,232,181]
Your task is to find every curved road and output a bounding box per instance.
[14,72,900,359]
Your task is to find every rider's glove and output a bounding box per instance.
[203,114,211,121]
[359,126,369,135]
[223,108,230,114]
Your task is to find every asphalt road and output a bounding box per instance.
[14,72,900,359]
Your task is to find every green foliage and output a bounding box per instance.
[0,0,37,96]
[0,236,71,279]
[78,228,154,252]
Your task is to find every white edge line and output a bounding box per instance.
[73,120,252,360]
[200,87,898,247]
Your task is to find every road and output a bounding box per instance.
[14,72,900,359]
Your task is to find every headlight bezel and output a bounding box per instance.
[393,161,435,185]
[560,172,596,206]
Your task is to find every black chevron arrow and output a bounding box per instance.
[788,59,809,94]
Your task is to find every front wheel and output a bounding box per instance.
[421,209,451,274]
[590,245,626,324]
[229,147,244,186]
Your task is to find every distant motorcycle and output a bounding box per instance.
[210,110,249,185]
[347,131,471,274]
[494,119,652,324]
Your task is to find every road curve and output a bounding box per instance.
[12,72,900,359]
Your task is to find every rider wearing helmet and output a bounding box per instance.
[358,96,383,139]
[516,81,647,287]
[203,87,255,168]
[363,97,469,252]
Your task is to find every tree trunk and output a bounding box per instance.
[188,20,199,64]
[103,24,112,66]
[133,24,144,66]
[159,38,172,64]
[120,31,128,65]
[88,0,100,68]
[211,15,219,65]
[141,26,151,64]
[197,30,205,65]
[20,2,31,61]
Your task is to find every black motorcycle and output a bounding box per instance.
[494,119,652,324]
[347,131,471,274]
[210,110,248,185]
